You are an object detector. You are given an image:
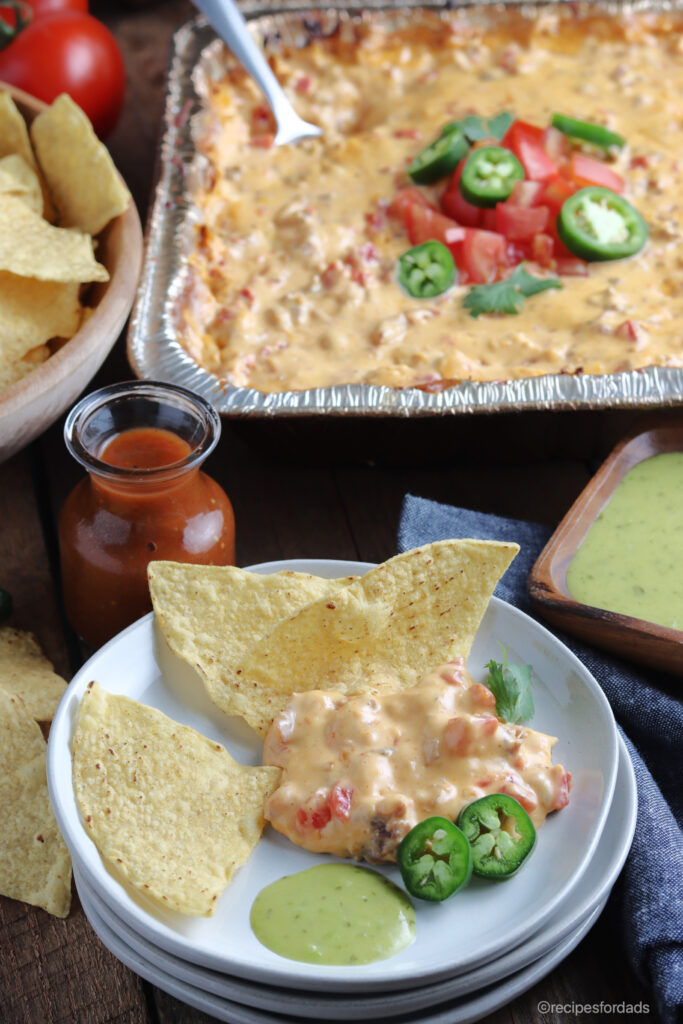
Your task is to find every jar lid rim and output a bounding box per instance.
[63,380,222,478]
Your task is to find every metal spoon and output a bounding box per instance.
[193,0,322,145]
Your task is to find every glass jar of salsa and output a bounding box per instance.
[59,381,235,648]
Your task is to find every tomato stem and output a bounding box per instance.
[0,1,32,49]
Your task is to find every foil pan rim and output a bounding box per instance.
[127,2,683,418]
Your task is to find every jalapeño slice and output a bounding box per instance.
[408,127,469,185]
[459,146,524,207]
[397,816,473,902]
[397,241,456,298]
[557,186,648,261]
[458,794,536,879]
[551,113,625,151]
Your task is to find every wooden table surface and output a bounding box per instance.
[0,2,662,1021]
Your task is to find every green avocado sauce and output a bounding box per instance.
[250,863,416,965]
[566,451,683,630]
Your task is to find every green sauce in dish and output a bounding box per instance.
[566,452,683,630]
[250,863,416,965]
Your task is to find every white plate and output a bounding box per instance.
[75,867,606,1024]
[71,735,636,1020]
[48,558,618,993]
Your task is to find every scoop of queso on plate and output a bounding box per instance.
[148,542,571,878]
[263,658,571,862]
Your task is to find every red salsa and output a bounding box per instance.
[60,425,235,647]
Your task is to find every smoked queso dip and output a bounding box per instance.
[263,659,570,862]
[178,6,683,393]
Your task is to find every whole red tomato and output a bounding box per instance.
[0,10,125,138]
[0,1,88,32]
[28,0,89,11]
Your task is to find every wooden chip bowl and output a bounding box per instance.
[0,83,143,464]
[529,412,683,677]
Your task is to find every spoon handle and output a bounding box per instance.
[193,0,292,124]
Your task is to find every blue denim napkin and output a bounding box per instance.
[398,494,683,1024]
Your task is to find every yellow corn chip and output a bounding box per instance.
[0,626,68,722]
[0,196,108,283]
[72,682,280,916]
[0,92,54,220]
[0,690,72,917]
[30,94,131,235]
[0,155,43,214]
[0,92,38,170]
[148,562,357,728]
[234,540,519,735]
[0,271,81,364]
[0,344,50,391]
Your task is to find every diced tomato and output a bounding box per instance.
[508,179,544,207]
[501,119,544,149]
[389,188,465,248]
[538,173,577,215]
[469,682,498,709]
[531,233,555,268]
[444,716,469,756]
[388,186,435,222]
[569,153,625,193]
[481,208,498,231]
[615,319,643,342]
[496,203,549,241]
[310,805,332,830]
[503,120,558,182]
[460,228,507,283]
[328,784,353,820]
[542,125,569,165]
[501,779,538,814]
[473,715,499,737]
[409,203,466,248]
[551,769,572,811]
[505,241,532,266]
[441,178,483,227]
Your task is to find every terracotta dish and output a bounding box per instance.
[529,413,683,676]
[0,83,143,464]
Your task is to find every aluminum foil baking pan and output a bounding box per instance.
[127,0,683,418]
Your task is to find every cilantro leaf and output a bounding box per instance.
[513,264,564,297]
[464,277,526,317]
[455,111,514,142]
[485,648,535,724]
[464,263,562,318]
[487,111,514,140]
[460,115,489,141]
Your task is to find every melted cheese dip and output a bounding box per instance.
[263,659,570,862]
[179,8,683,393]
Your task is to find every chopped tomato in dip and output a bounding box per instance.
[263,659,570,863]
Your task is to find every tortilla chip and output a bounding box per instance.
[148,562,357,727]
[0,344,50,391]
[72,681,280,916]
[0,627,68,722]
[0,92,54,220]
[0,92,38,170]
[0,272,81,364]
[234,540,519,735]
[0,196,108,283]
[0,690,72,917]
[0,155,43,214]
[31,94,131,235]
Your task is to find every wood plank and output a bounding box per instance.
[0,451,152,1024]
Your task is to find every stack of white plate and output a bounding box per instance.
[47,559,637,1024]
